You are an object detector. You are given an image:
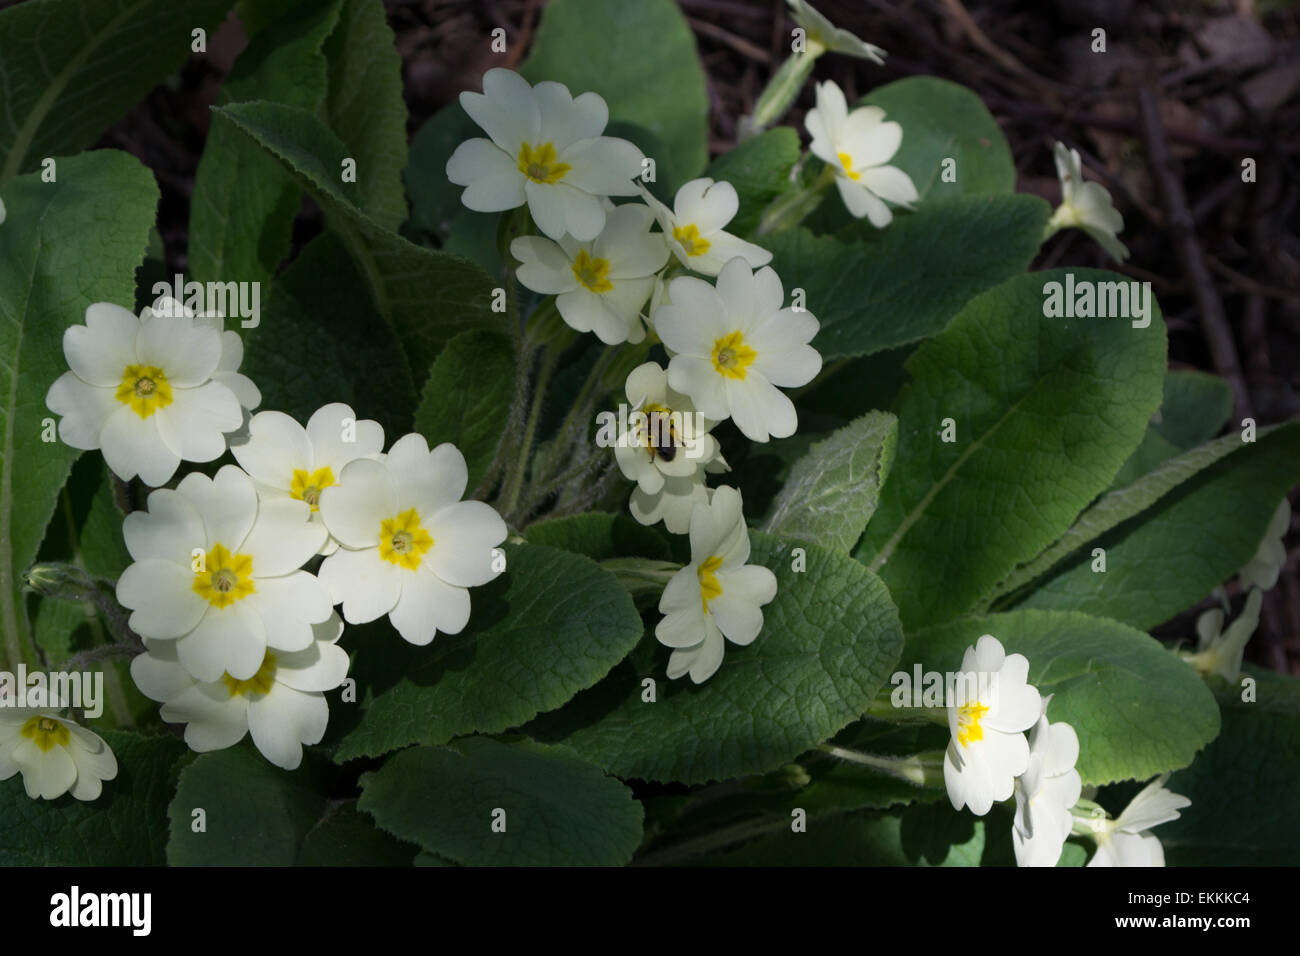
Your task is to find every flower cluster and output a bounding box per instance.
[942,633,1188,867]
[40,299,507,782]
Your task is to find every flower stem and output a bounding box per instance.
[817,744,945,787]
[499,345,558,522]
[755,163,834,236]
[742,50,821,138]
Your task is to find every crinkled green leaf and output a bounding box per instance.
[1164,667,1300,865]
[857,269,1166,629]
[190,0,342,285]
[521,0,708,190]
[526,533,904,785]
[0,0,234,181]
[524,512,671,562]
[240,233,417,438]
[705,127,801,236]
[763,411,897,553]
[902,610,1220,785]
[217,100,499,382]
[166,746,325,866]
[332,544,643,761]
[759,195,1048,362]
[1017,422,1300,628]
[0,150,157,666]
[0,730,185,865]
[1109,369,1234,488]
[358,736,643,866]
[298,802,418,866]
[413,330,514,493]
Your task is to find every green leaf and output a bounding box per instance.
[861,76,1015,201]
[413,330,514,493]
[332,543,644,761]
[902,610,1220,785]
[526,534,904,785]
[762,411,897,553]
[217,100,499,382]
[987,428,1273,608]
[0,0,235,181]
[190,0,343,285]
[167,746,325,866]
[520,0,708,190]
[857,268,1166,630]
[0,150,158,667]
[1163,667,1300,865]
[705,127,801,236]
[0,730,185,865]
[759,195,1049,361]
[1017,422,1300,629]
[358,736,643,866]
[323,0,408,230]
[240,233,417,438]
[298,803,418,866]
[1109,369,1234,488]
[524,512,671,562]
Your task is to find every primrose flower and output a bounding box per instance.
[0,710,117,801]
[1086,776,1190,867]
[317,434,507,646]
[1012,699,1082,867]
[150,296,262,414]
[806,80,917,227]
[231,403,385,554]
[655,258,822,443]
[637,179,771,275]
[512,202,668,344]
[1239,499,1289,591]
[116,465,332,683]
[447,68,644,241]
[943,634,1042,816]
[1048,142,1128,261]
[614,362,722,496]
[45,301,258,486]
[130,616,348,771]
[787,0,886,61]
[655,487,777,683]
[1185,587,1262,682]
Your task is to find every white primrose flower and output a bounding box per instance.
[629,459,729,536]
[787,0,887,62]
[116,465,332,683]
[149,296,262,414]
[231,403,385,555]
[636,178,771,276]
[1087,776,1190,868]
[655,486,776,683]
[655,258,822,443]
[317,434,507,646]
[512,202,669,344]
[943,634,1042,816]
[446,68,644,241]
[1012,698,1082,867]
[614,362,722,495]
[45,301,259,486]
[0,709,117,801]
[1239,498,1289,592]
[1187,587,1262,682]
[1048,142,1128,261]
[805,79,917,227]
[130,616,348,771]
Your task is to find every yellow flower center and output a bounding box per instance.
[672,223,711,256]
[711,330,757,380]
[698,554,723,610]
[192,542,256,608]
[222,651,277,698]
[837,152,861,181]
[571,249,613,293]
[956,701,990,747]
[378,508,434,570]
[517,142,570,184]
[290,465,336,512]
[115,364,174,418]
[21,716,69,752]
